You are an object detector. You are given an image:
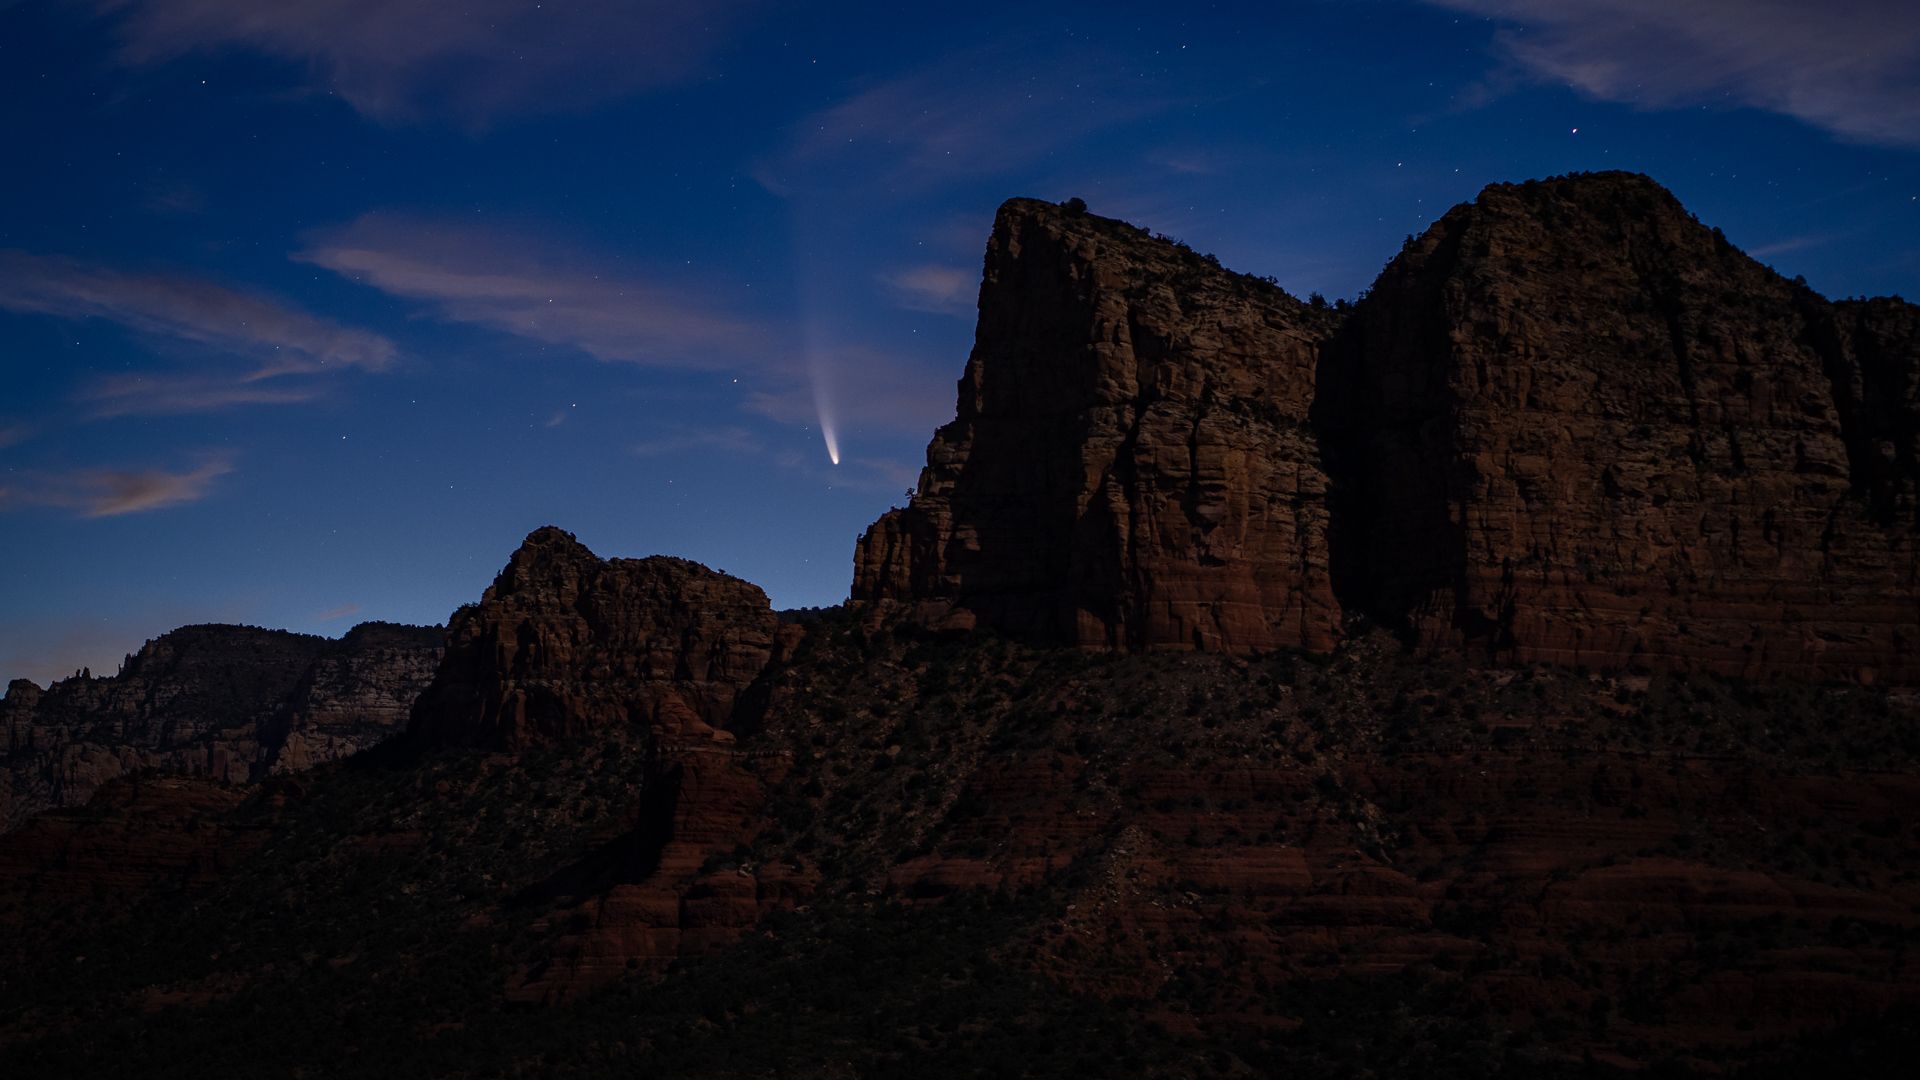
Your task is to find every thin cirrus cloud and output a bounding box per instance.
[0,456,234,518]
[880,264,978,317]
[0,251,395,376]
[300,215,958,437]
[0,249,396,418]
[297,214,772,371]
[81,374,327,419]
[759,46,1178,194]
[1426,0,1920,148]
[87,0,752,128]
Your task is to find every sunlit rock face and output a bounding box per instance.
[854,198,1346,655]
[1317,172,1920,680]
[408,526,778,750]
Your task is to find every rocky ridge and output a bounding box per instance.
[405,527,805,996]
[1,172,1917,1075]
[407,525,782,750]
[0,621,441,831]
[857,173,1920,681]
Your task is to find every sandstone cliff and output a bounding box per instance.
[408,526,780,749]
[853,198,1344,654]
[861,176,1919,680]
[404,526,800,998]
[1319,172,1920,680]
[0,621,441,831]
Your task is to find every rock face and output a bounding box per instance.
[861,177,1918,680]
[261,622,450,773]
[0,622,441,831]
[507,742,812,1004]
[409,526,779,750]
[1319,173,1920,680]
[854,198,1344,654]
[405,527,802,999]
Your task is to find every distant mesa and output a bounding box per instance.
[0,621,442,831]
[855,173,1920,682]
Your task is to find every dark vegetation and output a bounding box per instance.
[3,611,1917,1076]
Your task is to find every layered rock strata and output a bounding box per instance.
[854,198,1344,654]
[861,176,1919,679]
[0,622,441,830]
[1318,173,1920,680]
[408,526,779,749]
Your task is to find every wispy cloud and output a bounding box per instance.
[0,250,395,377]
[88,0,750,128]
[80,373,328,419]
[301,216,962,447]
[880,264,977,317]
[1747,233,1841,259]
[313,603,362,623]
[298,214,769,370]
[759,47,1177,194]
[1427,1,1920,148]
[0,250,392,419]
[0,422,32,449]
[0,456,235,518]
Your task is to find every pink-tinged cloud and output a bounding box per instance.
[79,458,235,517]
[0,250,396,376]
[81,373,328,419]
[297,215,771,370]
[881,264,978,317]
[88,0,751,128]
[313,603,362,622]
[0,457,234,518]
[1427,1,1920,148]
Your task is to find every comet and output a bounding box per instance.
[810,352,841,465]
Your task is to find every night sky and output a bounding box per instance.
[3,1,1916,684]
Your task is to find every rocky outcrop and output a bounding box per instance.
[1319,172,1920,680]
[408,526,779,750]
[0,622,441,831]
[261,621,448,773]
[858,178,1918,679]
[402,527,802,998]
[853,198,1344,654]
[507,742,812,1003]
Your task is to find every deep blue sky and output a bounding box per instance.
[3,0,1917,683]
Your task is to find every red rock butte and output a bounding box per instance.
[854,196,1346,655]
[856,173,1920,682]
[408,525,780,750]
